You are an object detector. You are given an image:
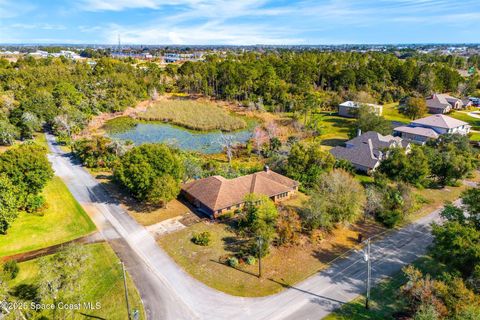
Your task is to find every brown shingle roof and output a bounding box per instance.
[181,170,298,212]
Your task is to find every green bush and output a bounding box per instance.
[3,260,19,279]
[191,231,211,246]
[376,209,403,228]
[24,194,46,213]
[246,255,256,265]
[103,116,137,134]
[227,256,239,268]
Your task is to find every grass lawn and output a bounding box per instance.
[381,103,411,124]
[410,170,480,221]
[314,112,355,148]
[158,195,385,297]
[9,243,145,319]
[0,176,96,257]
[324,255,445,320]
[138,98,247,131]
[449,110,480,131]
[470,131,480,141]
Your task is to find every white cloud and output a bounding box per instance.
[0,0,35,18]
[11,23,66,30]
[104,20,304,45]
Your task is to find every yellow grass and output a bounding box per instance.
[138,98,247,131]
[159,217,384,297]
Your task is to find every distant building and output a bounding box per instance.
[330,131,410,173]
[426,94,464,114]
[394,114,471,144]
[338,101,383,118]
[181,167,298,218]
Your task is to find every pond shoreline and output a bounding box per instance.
[108,121,255,154]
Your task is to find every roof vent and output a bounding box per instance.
[264,165,270,172]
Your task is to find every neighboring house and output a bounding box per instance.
[338,101,383,118]
[329,131,410,173]
[394,114,471,144]
[181,166,299,218]
[426,94,464,114]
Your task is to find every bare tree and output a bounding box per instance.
[53,114,72,138]
[252,126,268,155]
[218,133,236,165]
[109,139,131,157]
[266,121,278,139]
[149,87,159,101]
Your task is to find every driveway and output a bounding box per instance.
[46,133,445,320]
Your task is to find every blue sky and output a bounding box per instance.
[0,0,479,45]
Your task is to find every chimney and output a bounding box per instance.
[357,128,362,137]
[264,165,270,172]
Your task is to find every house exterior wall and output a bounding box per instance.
[338,105,356,118]
[395,131,429,145]
[428,106,451,114]
[449,125,470,135]
[338,105,383,118]
[183,188,298,219]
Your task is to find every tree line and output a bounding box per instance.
[1,51,479,146]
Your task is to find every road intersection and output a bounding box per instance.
[46,133,445,320]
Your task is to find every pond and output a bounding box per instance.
[108,122,253,154]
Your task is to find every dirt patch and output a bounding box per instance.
[1,233,104,263]
[76,99,152,138]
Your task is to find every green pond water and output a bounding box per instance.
[109,122,253,154]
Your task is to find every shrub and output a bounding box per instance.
[227,256,239,268]
[191,231,211,246]
[3,260,19,279]
[246,256,256,265]
[24,194,46,213]
[376,210,403,228]
[103,116,137,134]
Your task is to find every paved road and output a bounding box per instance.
[46,133,445,320]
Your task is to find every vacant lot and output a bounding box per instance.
[9,243,145,319]
[0,176,96,257]
[138,98,247,131]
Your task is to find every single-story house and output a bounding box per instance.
[338,101,383,118]
[329,131,410,173]
[181,166,299,218]
[394,114,471,144]
[426,94,464,114]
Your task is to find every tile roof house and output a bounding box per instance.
[329,131,410,173]
[181,167,299,218]
[394,114,471,144]
[426,94,464,114]
[338,101,383,118]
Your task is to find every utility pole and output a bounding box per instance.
[257,236,264,278]
[363,239,371,310]
[121,262,132,320]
